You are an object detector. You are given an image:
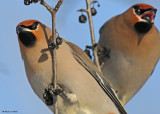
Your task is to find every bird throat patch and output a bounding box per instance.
[19,31,36,47]
[135,22,152,33]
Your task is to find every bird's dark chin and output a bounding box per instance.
[134,22,152,34]
[18,31,36,47]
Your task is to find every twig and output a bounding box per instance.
[40,0,53,13]
[40,0,64,114]
[55,0,64,11]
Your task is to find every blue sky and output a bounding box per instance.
[0,0,160,114]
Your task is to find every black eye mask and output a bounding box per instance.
[133,6,153,16]
[20,22,39,30]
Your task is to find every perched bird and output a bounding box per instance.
[98,3,160,105]
[16,20,127,114]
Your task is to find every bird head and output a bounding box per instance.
[16,20,51,48]
[16,20,52,62]
[123,4,157,33]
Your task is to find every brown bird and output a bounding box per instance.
[16,20,127,114]
[98,3,160,105]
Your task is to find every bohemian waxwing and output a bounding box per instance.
[98,3,160,105]
[16,20,127,114]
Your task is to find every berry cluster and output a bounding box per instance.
[24,0,39,5]
[79,2,100,23]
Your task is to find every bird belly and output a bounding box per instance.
[101,50,158,105]
[23,45,121,114]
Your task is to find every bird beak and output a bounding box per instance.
[16,25,31,35]
[16,26,23,35]
[139,8,157,24]
[152,8,157,13]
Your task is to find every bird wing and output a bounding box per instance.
[65,41,127,114]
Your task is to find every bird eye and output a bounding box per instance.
[133,6,141,15]
[31,22,38,30]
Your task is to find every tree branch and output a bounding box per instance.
[54,0,64,11]
[40,0,53,13]
[85,0,101,72]
[40,0,64,114]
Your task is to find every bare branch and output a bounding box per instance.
[39,0,64,114]
[40,0,53,13]
[85,0,101,72]
[77,9,88,12]
[90,0,97,4]
[54,0,64,11]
